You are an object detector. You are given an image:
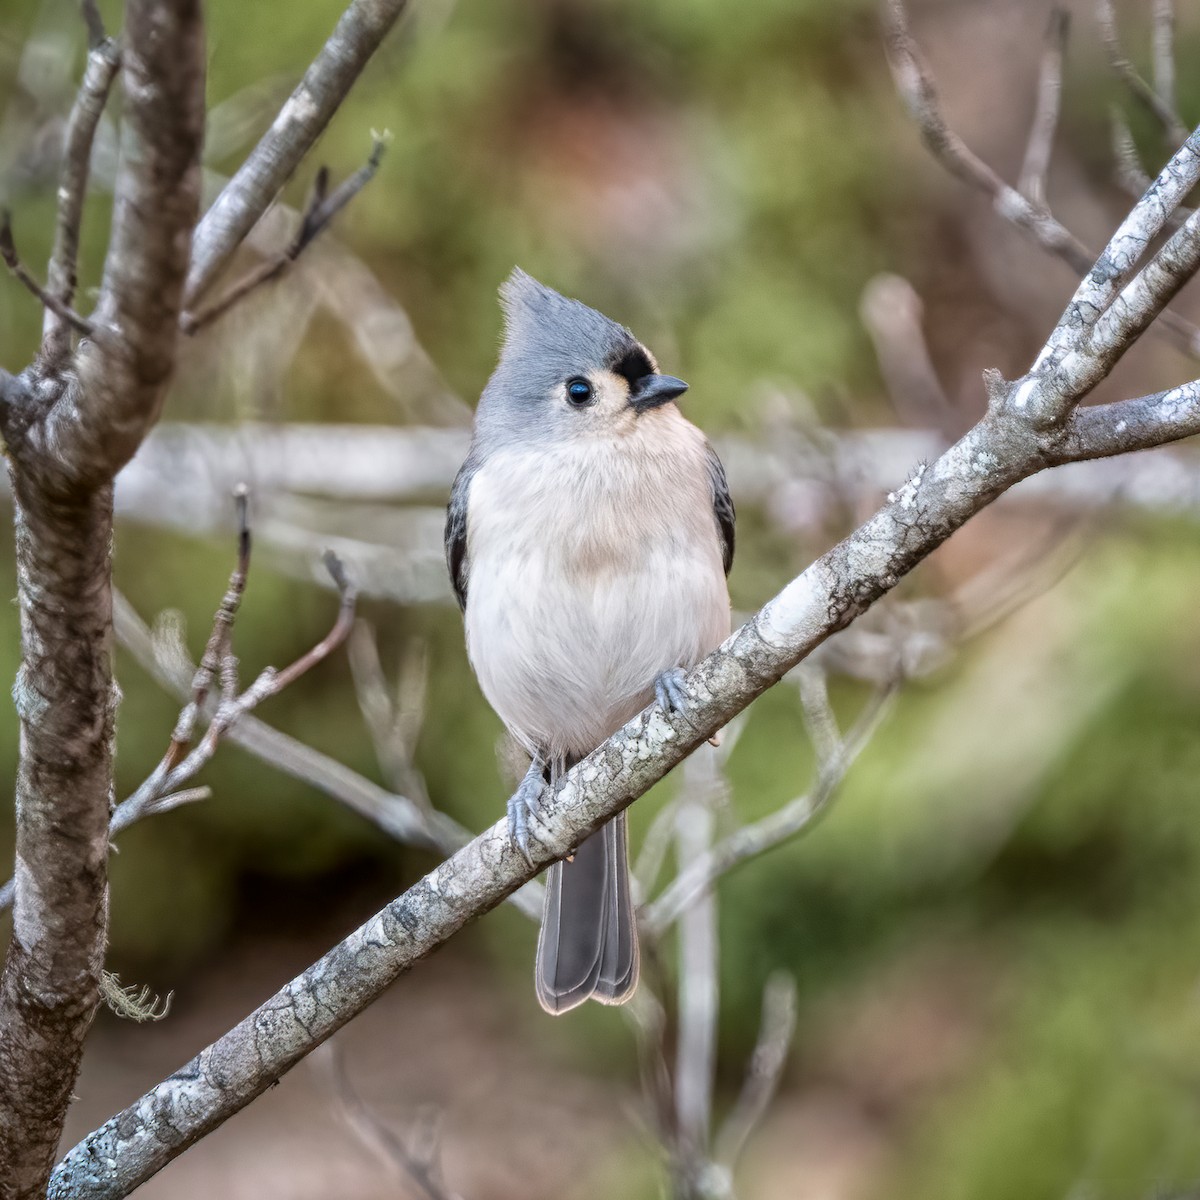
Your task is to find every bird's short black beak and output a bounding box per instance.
[629,373,689,412]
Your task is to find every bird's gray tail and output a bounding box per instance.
[535,804,639,1015]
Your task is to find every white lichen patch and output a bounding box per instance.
[1013,377,1038,410]
[272,88,319,133]
[892,462,926,508]
[967,449,999,476]
[756,568,823,651]
[10,854,44,950]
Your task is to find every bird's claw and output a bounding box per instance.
[508,760,549,867]
[655,667,690,714]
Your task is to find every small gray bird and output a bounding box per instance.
[446,269,734,1013]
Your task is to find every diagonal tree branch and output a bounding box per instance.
[714,973,797,1171]
[50,115,1200,1181]
[50,377,1200,1197]
[181,135,387,335]
[185,0,411,307]
[41,404,1050,1197]
[1096,0,1189,148]
[1,210,96,335]
[1017,7,1069,210]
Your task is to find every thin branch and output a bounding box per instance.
[42,19,121,361]
[81,0,107,47]
[164,486,251,771]
[320,1041,461,1200]
[1097,0,1188,147]
[624,983,677,1151]
[884,0,1200,364]
[37,0,206,494]
[1018,7,1069,210]
[1042,125,1200,365]
[714,973,797,1169]
[1153,0,1176,118]
[859,273,954,432]
[794,664,840,770]
[1,210,96,335]
[110,593,545,921]
[645,681,900,935]
[1049,377,1200,463]
[882,0,1091,274]
[672,754,723,1161]
[348,621,434,810]
[181,135,387,335]
[0,522,358,918]
[1111,107,1153,196]
[634,713,746,901]
[1024,206,1200,426]
[185,0,411,306]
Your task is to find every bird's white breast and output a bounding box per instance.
[464,411,730,759]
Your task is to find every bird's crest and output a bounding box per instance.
[498,268,639,369]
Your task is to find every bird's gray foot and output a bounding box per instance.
[655,667,690,714]
[508,757,550,866]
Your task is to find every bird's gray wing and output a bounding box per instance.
[445,452,479,612]
[705,440,735,576]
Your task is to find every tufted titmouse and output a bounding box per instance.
[445,269,734,1013]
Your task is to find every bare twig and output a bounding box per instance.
[646,681,900,935]
[672,753,723,1164]
[1025,206,1200,426]
[1108,107,1194,236]
[794,664,840,770]
[1111,107,1153,196]
[1097,0,1188,147]
[634,713,746,902]
[36,0,207,494]
[182,135,388,334]
[1153,0,1177,118]
[348,622,434,810]
[185,0,411,305]
[625,983,677,1151]
[0,501,358,921]
[884,0,1200,363]
[42,15,121,360]
[164,486,252,771]
[111,595,546,922]
[882,0,1091,274]
[320,1041,461,1200]
[714,973,797,1169]
[1,210,96,335]
[81,0,107,47]
[859,273,954,432]
[1018,8,1069,210]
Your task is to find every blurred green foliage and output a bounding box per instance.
[4,0,1200,1196]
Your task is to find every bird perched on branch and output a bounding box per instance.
[445,269,734,1013]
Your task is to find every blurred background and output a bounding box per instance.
[5,0,1200,1196]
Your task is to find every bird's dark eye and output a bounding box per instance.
[566,377,594,406]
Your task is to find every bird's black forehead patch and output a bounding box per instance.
[608,344,655,385]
